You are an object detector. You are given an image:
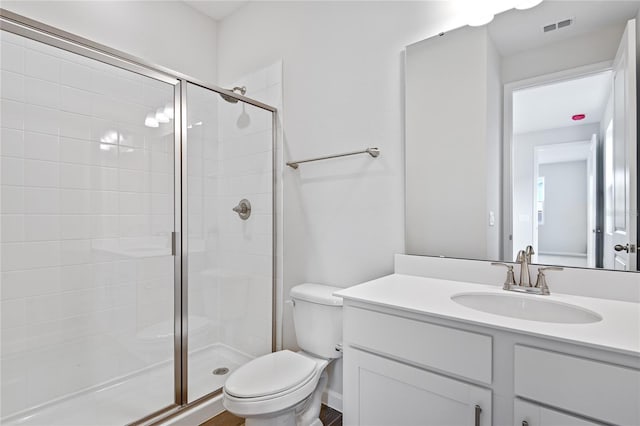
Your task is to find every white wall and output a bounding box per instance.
[1,1,218,82]
[216,1,464,406]
[486,29,503,260]
[538,160,588,255]
[501,22,624,83]
[405,25,496,260]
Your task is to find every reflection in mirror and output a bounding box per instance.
[405,1,639,271]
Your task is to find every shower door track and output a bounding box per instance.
[0,9,278,426]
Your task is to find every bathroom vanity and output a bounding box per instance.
[336,258,640,426]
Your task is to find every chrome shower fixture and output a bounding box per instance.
[220,86,247,103]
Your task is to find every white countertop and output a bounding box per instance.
[335,274,640,357]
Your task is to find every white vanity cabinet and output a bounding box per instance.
[341,302,640,426]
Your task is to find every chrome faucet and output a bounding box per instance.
[525,245,535,263]
[516,249,532,287]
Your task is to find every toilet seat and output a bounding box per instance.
[225,350,316,398]
[223,351,329,417]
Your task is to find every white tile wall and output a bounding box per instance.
[1,32,176,418]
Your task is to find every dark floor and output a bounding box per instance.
[201,404,342,426]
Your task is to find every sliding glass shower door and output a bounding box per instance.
[185,82,274,402]
[0,30,177,425]
[1,12,277,424]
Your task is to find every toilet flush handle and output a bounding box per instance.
[335,343,343,352]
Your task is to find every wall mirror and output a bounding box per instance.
[405,0,639,271]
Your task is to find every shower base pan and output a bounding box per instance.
[2,343,251,426]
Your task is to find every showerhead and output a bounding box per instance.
[220,86,247,103]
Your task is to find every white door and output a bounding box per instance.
[610,19,638,271]
[343,347,492,426]
[603,120,615,269]
[587,134,597,268]
[514,399,602,426]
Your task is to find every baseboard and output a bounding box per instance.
[322,389,343,412]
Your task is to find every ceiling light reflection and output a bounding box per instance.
[155,108,170,123]
[145,113,159,128]
[100,130,118,144]
[164,103,174,120]
[468,13,495,26]
[515,0,543,10]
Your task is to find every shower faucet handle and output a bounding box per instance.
[232,198,251,220]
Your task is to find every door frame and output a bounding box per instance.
[532,139,595,266]
[503,61,613,262]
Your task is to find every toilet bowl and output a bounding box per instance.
[223,283,343,426]
[224,350,328,426]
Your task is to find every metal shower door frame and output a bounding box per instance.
[0,9,278,425]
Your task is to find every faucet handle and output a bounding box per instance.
[491,262,516,290]
[534,266,563,295]
[537,266,563,272]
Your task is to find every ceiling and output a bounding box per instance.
[513,70,613,134]
[183,1,249,21]
[489,1,640,57]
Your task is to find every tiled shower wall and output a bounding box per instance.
[0,31,175,416]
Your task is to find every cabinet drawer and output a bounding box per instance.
[514,399,603,426]
[514,346,640,425]
[344,306,492,384]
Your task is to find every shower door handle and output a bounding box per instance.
[171,232,178,256]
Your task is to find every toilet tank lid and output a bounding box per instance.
[290,283,343,306]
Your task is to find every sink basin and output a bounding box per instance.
[451,292,602,324]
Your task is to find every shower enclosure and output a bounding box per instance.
[0,10,276,425]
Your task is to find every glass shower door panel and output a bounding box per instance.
[186,82,273,402]
[0,31,176,425]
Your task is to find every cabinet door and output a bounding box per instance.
[343,347,491,426]
[514,399,604,426]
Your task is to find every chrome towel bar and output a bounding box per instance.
[287,147,380,169]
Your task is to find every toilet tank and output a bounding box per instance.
[290,283,343,359]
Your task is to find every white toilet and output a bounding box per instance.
[223,283,343,426]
